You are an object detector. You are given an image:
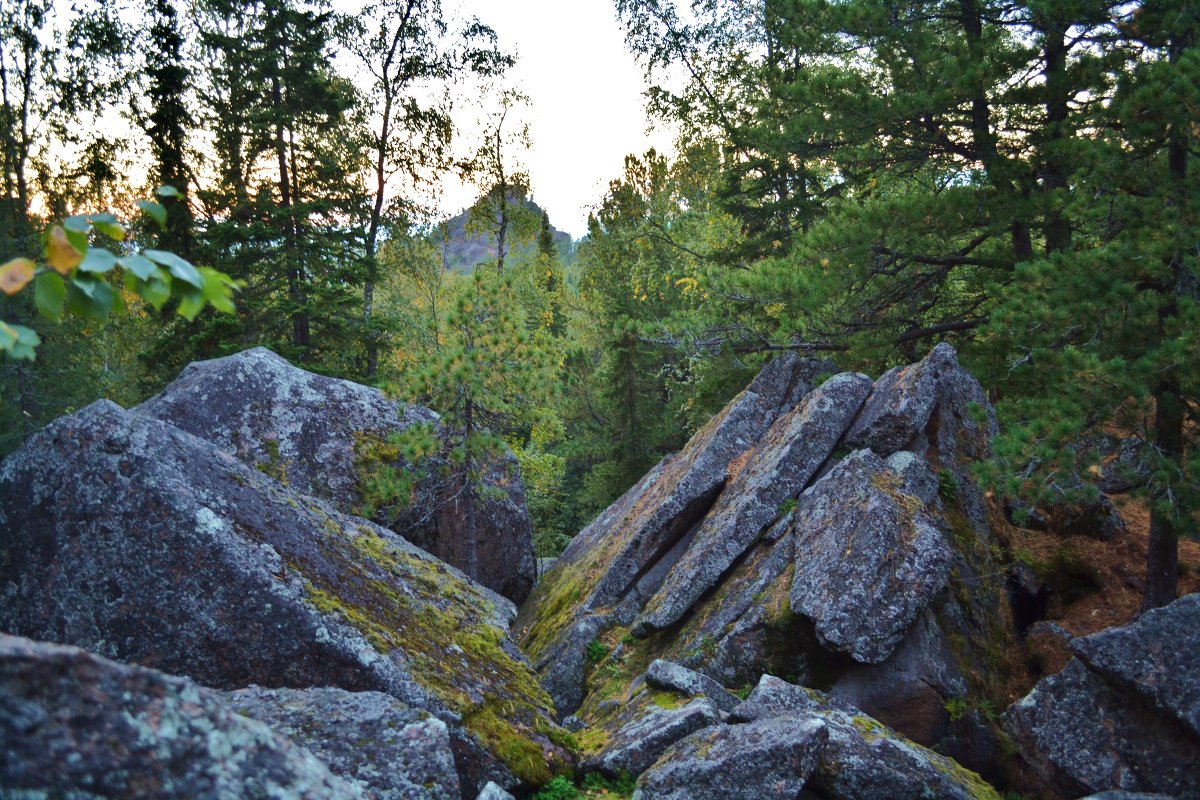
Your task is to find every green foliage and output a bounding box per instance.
[511,427,572,557]
[0,189,236,361]
[529,772,636,800]
[938,470,960,503]
[585,639,609,663]
[392,266,557,571]
[531,776,579,800]
[583,771,636,796]
[944,697,969,722]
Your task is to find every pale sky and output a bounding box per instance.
[441,0,676,238]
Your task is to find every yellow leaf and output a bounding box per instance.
[46,226,82,274]
[0,258,35,295]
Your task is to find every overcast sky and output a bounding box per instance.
[440,0,675,238]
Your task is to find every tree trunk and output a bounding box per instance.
[1144,382,1181,610]
[1142,25,1190,612]
[270,55,308,357]
[362,0,418,379]
[1039,17,1072,255]
[462,396,478,579]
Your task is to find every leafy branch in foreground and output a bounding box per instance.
[0,187,237,360]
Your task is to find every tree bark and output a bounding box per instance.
[1142,23,1190,611]
[462,396,478,579]
[1039,16,1072,255]
[363,0,419,379]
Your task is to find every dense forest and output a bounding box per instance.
[1,0,1196,609]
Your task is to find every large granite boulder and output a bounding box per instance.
[844,347,945,453]
[136,347,536,603]
[0,399,565,796]
[633,372,873,634]
[0,633,366,799]
[1070,594,1200,736]
[517,345,1014,775]
[1003,594,1200,797]
[731,676,1001,800]
[790,449,953,663]
[633,716,828,800]
[643,659,741,713]
[222,686,460,800]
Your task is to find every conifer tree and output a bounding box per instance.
[143,0,194,257]
[398,267,556,576]
[984,0,1199,608]
[146,0,368,379]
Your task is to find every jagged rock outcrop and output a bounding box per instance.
[644,659,741,714]
[632,715,828,800]
[517,344,1012,779]
[789,449,953,663]
[518,354,838,715]
[633,372,874,634]
[136,347,535,603]
[731,676,1001,800]
[222,686,460,800]
[0,634,367,799]
[1003,594,1200,797]
[0,399,565,797]
[583,698,721,777]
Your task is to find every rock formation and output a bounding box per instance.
[1003,593,1200,797]
[633,714,828,800]
[136,347,536,603]
[0,388,562,796]
[222,686,461,800]
[0,634,372,799]
[4,343,1195,800]
[726,675,1001,799]
[517,344,1014,777]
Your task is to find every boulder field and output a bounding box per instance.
[0,351,557,798]
[2,344,1197,800]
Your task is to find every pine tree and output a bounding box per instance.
[464,90,537,272]
[398,267,556,576]
[533,209,564,335]
[143,0,194,257]
[984,0,1199,608]
[145,0,368,380]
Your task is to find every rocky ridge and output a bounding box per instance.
[3,344,1197,800]
[136,347,536,604]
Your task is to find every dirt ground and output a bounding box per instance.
[1001,493,1200,693]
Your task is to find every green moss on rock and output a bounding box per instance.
[293,518,562,783]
